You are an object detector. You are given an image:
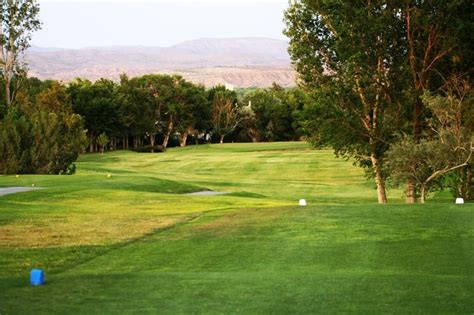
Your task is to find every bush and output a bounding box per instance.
[0,110,32,174]
[0,108,87,175]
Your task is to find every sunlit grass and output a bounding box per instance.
[0,142,472,314]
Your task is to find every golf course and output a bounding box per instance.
[0,142,473,314]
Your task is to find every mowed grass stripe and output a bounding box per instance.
[1,204,473,313]
[0,142,472,313]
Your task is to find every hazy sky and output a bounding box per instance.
[33,0,289,49]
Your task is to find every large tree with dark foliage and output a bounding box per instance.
[284,0,407,203]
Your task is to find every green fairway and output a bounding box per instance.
[0,142,473,314]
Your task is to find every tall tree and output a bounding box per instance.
[68,78,123,152]
[174,82,209,147]
[0,0,41,107]
[210,88,243,144]
[118,74,154,149]
[284,0,406,203]
[400,0,472,203]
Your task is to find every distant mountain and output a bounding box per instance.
[25,37,296,88]
[28,45,65,53]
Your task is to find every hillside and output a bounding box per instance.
[25,37,296,87]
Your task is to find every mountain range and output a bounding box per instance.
[25,37,296,88]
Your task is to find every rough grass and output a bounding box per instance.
[0,142,473,314]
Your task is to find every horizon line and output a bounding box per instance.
[31,36,289,51]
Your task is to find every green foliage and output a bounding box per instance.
[97,132,110,154]
[242,87,305,142]
[0,109,31,174]
[211,89,243,143]
[284,1,410,203]
[29,110,85,174]
[68,78,124,151]
[387,76,473,201]
[386,136,446,196]
[118,74,210,148]
[0,81,86,175]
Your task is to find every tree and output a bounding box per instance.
[0,0,41,107]
[284,1,406,203]
[68,78,123,152]
[174,82,209,147]
[211,90,244,144]
[28,110,85,174]
[28,81,86,174]
[387,75,473,203]
[400,0,472,203]
[242,87,306,142]
[0,108,30,173]
[136,74,184,149]
[0,80,86,175]
[118,74,154,149]
[97,133,109,154]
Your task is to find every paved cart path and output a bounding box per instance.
[186,191,228,196]
[0,187,41,197]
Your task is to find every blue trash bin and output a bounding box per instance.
[30,269,45,286]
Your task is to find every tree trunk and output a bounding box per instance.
[162,118,174,149]
[162,132,170,148]
[150,134,155,147]
[219,134,225,144]
[180,132,188,147]
[89,134,94,153]
[458,167,467,199]
[5,76,12,108]
[466,166,473,200]
[420,185,427,204]
[371,154,388,204]
[195,132,200,145]
[406,180,417,204]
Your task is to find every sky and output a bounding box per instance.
[32,0,290,49]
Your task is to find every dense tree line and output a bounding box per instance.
[64,75,307,151]
[0,74,308,174]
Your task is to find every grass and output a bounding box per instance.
[0,142,473,314]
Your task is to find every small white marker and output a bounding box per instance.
[299,199,307,206]
[455,198,464,204]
